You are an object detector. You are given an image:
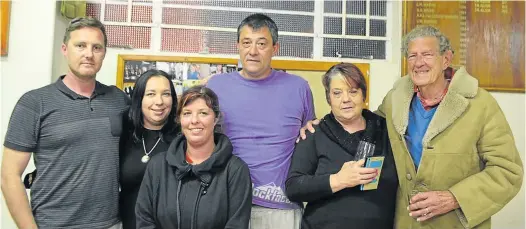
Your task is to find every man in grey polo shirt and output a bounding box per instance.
[1,17,129,229]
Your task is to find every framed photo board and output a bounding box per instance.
[120,58,238,98]
[116,55,370,114]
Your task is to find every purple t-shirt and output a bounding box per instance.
[207,70,315,209]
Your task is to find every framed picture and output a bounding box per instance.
[118,56,241,98]
[1,1,11,56]
[117,55,370,113]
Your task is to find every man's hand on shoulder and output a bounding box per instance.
[296,119,320,143]
[200,73,218,85]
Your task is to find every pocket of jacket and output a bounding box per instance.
[427,210,466,229]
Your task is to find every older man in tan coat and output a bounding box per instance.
[376,26,523,229]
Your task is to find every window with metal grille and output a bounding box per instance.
[86,0,391,60]
[322,0,388,59]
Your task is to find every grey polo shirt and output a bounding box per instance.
[4,76,130,229]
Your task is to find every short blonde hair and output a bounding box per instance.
[63,17,107,47]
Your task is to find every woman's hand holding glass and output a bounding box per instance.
[329,160,378,193]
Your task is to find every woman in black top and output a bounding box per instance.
[120,70,179,229]
[135,86,252,229]
[286,63,398,229]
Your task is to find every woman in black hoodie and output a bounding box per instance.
[135,85,252,229]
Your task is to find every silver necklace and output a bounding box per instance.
[141,136,162,163]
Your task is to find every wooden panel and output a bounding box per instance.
[402,0,525,92]
[1,1,11,56]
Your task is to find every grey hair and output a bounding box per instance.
[63,17,108,48]
[401,26,453,57]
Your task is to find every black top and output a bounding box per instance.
[286,110,398,229]
[135,133,252,229]
[119,128,177,229]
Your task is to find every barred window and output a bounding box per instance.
[322,0,388,59]
[87,0,391,60]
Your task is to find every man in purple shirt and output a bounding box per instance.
[206,13,315,229]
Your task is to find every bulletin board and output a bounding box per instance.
[402,1,525,92]
[116,55,370,116]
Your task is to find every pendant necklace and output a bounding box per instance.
[141,136,162,163]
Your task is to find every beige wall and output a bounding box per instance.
[288,70,329,118]
[1,1,524,228]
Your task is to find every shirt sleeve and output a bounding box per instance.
[285,131,333,202]
[4,92,41,153]
[448,95,523,228]
[302,81,316,125]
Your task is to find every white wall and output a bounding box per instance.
[51,1,70,82]
[1,1,524,228]
[489,92,525,228]
[366,0,402,110]
[0,1,57,228]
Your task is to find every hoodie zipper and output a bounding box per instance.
[176,181,182,229]
[191,182,209,229]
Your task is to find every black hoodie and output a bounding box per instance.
[135,133,252,229]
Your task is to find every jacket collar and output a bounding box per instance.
[165,133,233,185]
[390,67,478,147]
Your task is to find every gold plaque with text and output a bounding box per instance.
[403,1,524,92]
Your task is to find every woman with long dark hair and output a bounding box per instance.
[119,69,179,229]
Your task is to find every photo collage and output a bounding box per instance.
[123,61,238,97]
